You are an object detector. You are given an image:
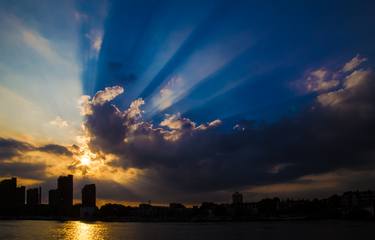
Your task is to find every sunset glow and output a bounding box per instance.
[0,0,375,206]
[80,155,91,166]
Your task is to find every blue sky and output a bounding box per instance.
[1,0,374,135]
[1,0,375,204]
[86,0,375,125]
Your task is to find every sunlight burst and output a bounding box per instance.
[80,155,91,166]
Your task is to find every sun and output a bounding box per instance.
[80,155,91,166]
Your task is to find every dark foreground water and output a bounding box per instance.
[0,220,374,240]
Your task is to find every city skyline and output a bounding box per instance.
[1,0,375,206]
[0,176,95,206]
[1,175,375,221]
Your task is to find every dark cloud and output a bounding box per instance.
[0,138,72,161]
[0,138,72,183]
[76,178,139,202]
[37,144,72,156]
[0,162,46,180]
[0,138,33,160]
[82,61,375,198]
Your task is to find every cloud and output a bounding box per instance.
[160,113,197,130]
[75,178,139,202]
[302,54,372,110]
[79,95,93,115]
[37,144,72,156]
[0,138,72,161]
[0,162,47,180]
[342,54,367,73]
[0,138,33,160]
[49,116,68,128]
[79,86,124,116]
[79,55,375,200]
[344,69,370,89]
[0,138,76,187]
[305,68,339,92]
[92,86,124,105]
[86,29,103,54]
[317,69,372,108]
[159,113,221,141]
[302,55,368,94]
[3,54,374,202]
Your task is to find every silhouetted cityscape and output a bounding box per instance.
[1,175,375,221]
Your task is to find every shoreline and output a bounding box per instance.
[1,216,374,223]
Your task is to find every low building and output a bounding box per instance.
[232,192,243,205]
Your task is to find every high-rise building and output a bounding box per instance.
[48,175,73,216]
[0,177,16,188]
[0,178,17,207]
[0,177,25,207]
[57,175,73,209]
[48,189,59,207]
[82,184,96,207]
[27,187,41,206]
[80,184,96,218]
[15,186,25,206]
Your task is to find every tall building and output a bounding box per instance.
[82,184,96,207]
[49,189,59,207]
[80,184,96,218]
[0,177,25,207]
[57,175,73,209]
[232,192,243,205]
[27,187,41,206]
[0,178,17,207]
[15,186,25,206]
[48,175,74,216]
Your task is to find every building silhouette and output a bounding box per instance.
[232,192,243,205]
[0,177,25,207]
[48,189,59,207]
[2,176,375,221]
[80,184,96,218]
[27,187,41,206]
[82,184,96,207]
[48,175,73,215]
[57,175,73,208]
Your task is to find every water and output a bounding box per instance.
[0,220,373,240]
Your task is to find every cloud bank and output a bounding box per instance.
[1,55,374,203]
[0,138,72,161]
[79,55,375,201]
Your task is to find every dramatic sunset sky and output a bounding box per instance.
[1,0,375,205]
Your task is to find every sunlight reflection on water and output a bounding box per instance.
[0,220,373,240]
[59,221,108,240]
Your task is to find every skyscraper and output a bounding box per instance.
[15,186,25,206]
[82,184,96,207]
[48,189,59,207]
[0,178,17,207]
[47,175,74,215]
[27,187,41,206]
[80,184,96,218]
[0,177,25,207]
[57,174,73,209]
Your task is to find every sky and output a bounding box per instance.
[1,0,375,206]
